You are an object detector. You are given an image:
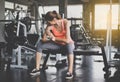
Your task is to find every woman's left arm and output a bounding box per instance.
[64,19,72,43]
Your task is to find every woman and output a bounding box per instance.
[30,11,75,79]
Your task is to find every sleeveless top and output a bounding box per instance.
[50,19,74,45]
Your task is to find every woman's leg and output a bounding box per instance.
[67,43,75,73]
[30,41,62,76]
[36,52,42,70]
[35,41,62,70]
[68,54,74,74]
[65,43,75,79]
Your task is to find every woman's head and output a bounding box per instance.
[52,11,61,19]
[44,11,61,22]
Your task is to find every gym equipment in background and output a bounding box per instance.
[70,24,110,79]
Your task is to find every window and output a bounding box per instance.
[67,5,83,25]
[95,4,119,30]
[38,5,83,29]
[5,1,28,20]
[5,1,14,9]
[67,5,83,18]
[39,6,58,18]
[15,4,28,10]
[5,1,28,10]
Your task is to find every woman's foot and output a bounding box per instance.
[65,72,73,79]
[30,68,40,76]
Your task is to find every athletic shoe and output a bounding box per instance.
[65,72,73,79]
[30,68,40,76]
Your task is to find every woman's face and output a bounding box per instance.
[48,18,57,25]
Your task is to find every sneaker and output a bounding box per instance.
[65,72,73,79]
[30,68,40,76]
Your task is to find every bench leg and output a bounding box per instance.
[101,46,109,71]
[101,46,111,78]
[42,53,50,70]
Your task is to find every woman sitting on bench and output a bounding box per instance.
[30,11,75,79]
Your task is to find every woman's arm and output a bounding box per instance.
[64,19,72,43]
[42,32,49,42]
[45,26,55,39]
[42,26,53,42]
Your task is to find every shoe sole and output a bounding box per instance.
[30,72,40,76]
[65,76,73,79]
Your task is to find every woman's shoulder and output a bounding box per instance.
[46,25,54,30]
[60,18,67,21]
[59,19,68,24]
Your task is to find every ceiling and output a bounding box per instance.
[5,0,86,6]
[5,0,119,7]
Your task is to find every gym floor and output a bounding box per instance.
[0,55,120,82]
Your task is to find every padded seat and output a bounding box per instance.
[74,49,99,55]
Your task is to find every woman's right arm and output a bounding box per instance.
[42,26,55,42]
[42,32,48,42]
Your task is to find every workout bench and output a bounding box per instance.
[10,43,67,69]
[73,42,110,78]
[42,49,67,70]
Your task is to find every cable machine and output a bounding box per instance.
[114,0,120,58]
[105,0,112,62]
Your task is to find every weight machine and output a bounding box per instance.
[114,0,120,59]
[70,24,110,78]
[70,24,96,49]
[106,0,120,80]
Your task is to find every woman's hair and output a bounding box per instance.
[52,11,61,19]
[44,11,61,21]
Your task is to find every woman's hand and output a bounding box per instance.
[51,36,56,41]
[42,37,48,42]
[63,39,70,43]
[54,37,70,44]
[42,33,52,42]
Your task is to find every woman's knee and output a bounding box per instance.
[67,43,75,50]
[66,43,75,55]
